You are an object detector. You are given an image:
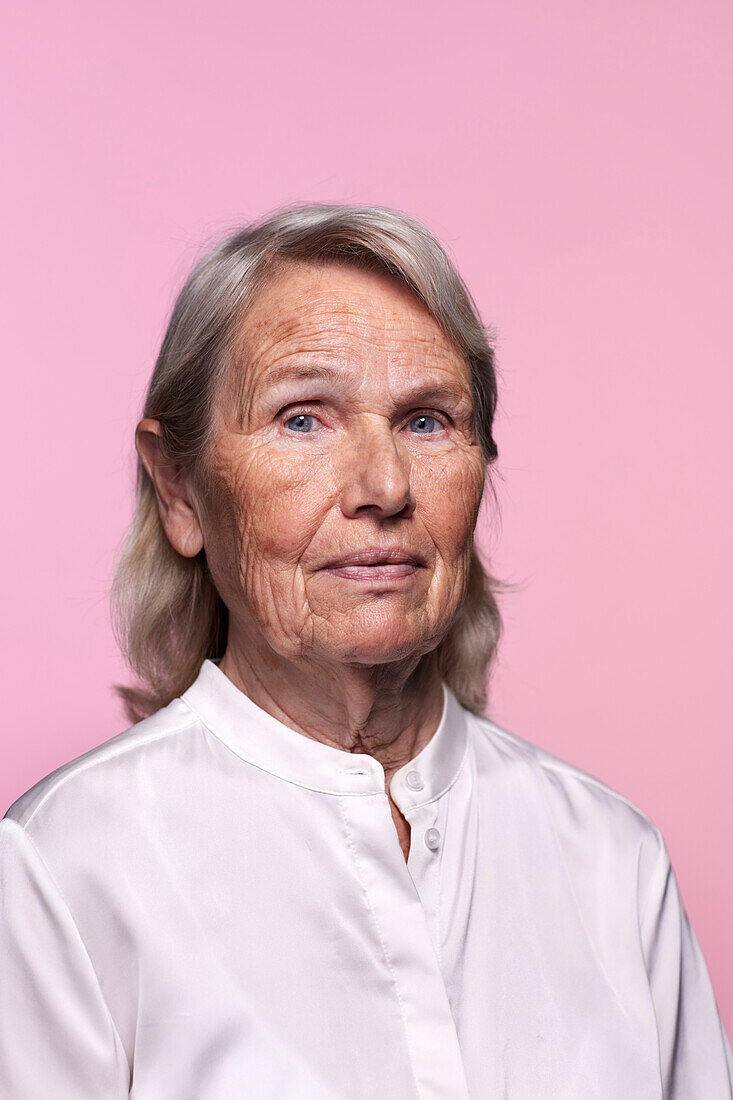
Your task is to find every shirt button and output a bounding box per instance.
[424,827,441,851]
[405,770,424,791]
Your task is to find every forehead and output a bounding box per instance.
[233,261,468,381]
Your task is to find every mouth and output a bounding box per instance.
[319,547,425,582]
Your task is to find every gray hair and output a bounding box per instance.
[112,204,502,722]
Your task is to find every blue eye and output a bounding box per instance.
[408,414,438,434]
[285,414,316,433]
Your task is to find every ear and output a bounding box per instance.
[135,419,205,558]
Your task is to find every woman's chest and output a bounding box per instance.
[78,787,662,1099]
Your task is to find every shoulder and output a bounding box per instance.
[3,696,201,839]
[465,709,666,873]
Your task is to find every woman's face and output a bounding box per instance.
[198,261,486,669]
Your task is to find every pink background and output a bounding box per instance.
[3,0,731,1033]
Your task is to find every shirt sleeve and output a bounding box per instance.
[0,818,130,1099]
[639,825,733,1099]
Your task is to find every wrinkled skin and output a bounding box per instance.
[138,261,486,859]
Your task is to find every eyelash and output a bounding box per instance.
[280,404,324,424]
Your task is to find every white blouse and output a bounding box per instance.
[1,658,731,1098]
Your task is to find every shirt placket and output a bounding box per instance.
[338,771,469,1100]
[403,792,447,968]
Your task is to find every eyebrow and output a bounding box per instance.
[256,363,345,389]
[253,362,473,407]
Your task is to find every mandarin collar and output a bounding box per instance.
[180,659,468,803]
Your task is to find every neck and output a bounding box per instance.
[218,636,445,778]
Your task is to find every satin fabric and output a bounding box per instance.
[1,658,731,1098]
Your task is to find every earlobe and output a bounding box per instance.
[135,419,205,559]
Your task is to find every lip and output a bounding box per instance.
[320,547,424,569]
[318,547,425,585]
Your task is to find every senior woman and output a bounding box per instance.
[1,206,731,1099]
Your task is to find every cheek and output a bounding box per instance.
[415,453,484,558]
[216,448,334,568]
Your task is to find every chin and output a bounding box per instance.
[315,612,447,668]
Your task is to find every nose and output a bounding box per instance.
[338,419,415,519]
